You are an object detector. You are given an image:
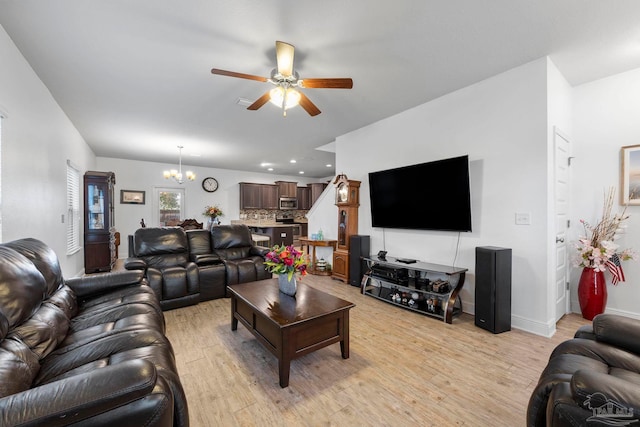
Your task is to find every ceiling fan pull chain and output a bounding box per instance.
[282,83,288,117]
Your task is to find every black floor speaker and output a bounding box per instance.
[475,246,512,333]
[349,235,370,287]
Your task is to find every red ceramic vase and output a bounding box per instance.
[577,267,607,321]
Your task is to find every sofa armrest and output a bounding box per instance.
[0,359,157,427]
[65,270,145,298]
[250,246,269,257]
[593,314,640,354]
[571,369,640,415]
[124,257,147,271]
[574,324,595,340]
[191,253,222,266]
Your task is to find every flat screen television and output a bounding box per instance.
[368,155,472,232]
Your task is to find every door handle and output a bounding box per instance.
[556,237,565,243]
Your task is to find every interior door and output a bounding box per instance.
[554,128,571,321]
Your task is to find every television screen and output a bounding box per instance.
[368,155,472,232]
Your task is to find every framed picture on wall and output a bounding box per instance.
[120,190,145,205]
[621,145,640,205]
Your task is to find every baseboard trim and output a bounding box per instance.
[512,314,556,337]
[462,300,556,337]
[600,307,640,320]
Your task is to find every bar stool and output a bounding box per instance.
[252,234,271,248]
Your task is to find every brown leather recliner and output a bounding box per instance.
[125,227,200,310]
[0,238,187,426]
[527,313,640,426]
[210,224,271,289]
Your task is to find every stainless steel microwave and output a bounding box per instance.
[279,197,297,210]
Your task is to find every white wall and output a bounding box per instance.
[310,58,554,335]
[96,156,318,257]
[572,67,640,319]
[546,58,573,325]
[0,24,96,277]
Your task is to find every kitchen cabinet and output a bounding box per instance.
[84,171,116,274]
[262,185,279,209]
[309,182,328,206]
[296,186,311,210]
[275,181,297,198]
[240,183,278,209]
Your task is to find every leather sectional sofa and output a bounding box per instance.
[0,238,188,426]
[126,224,271,310]
[527,313,640,426]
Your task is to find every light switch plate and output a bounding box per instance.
[515,212,531,225]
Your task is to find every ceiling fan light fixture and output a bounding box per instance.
[269,86,301,110]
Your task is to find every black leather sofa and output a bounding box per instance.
[126,224,270,309]
[0,238,188,426]
[527,313,640,426]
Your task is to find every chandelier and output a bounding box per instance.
[163,145,195,184]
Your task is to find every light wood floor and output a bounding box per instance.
[163,274,589,427]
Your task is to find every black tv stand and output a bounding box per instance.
[395,258,417,264]
[361,256,467,324]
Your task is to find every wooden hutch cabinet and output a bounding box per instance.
[84,171,116,273]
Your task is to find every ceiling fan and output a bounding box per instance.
[211,41,353,117]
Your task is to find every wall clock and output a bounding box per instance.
[202,177,219,193]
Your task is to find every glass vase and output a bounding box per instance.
[278,274,297,297]
[577,267,607,321]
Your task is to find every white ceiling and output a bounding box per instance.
[1,1,640,178]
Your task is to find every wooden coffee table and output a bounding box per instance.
[228,278,355,388]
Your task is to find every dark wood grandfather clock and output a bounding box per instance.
[332,174,360,283]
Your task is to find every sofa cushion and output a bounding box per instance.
[211,224,253,250]
[4,238,64,298]
[0,246,46,332]
[0,338,40,398]
[134,227,189,257]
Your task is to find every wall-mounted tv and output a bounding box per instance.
[368,155,472,232]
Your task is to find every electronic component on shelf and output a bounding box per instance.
[431,279,450,293]
[370,264,409,284]
[395,257,417,264]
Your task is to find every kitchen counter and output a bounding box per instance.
[231,220,295,228]
[233,220,300,247]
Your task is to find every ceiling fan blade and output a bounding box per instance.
[211,68,268,83]
[300,78,353,89]
[247,92,271,111]
[298,92,321,116]
[275,41,295,77]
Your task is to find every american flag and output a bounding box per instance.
[606,253,626,285]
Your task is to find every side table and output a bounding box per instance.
[299,237,337,276]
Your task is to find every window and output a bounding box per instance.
[155,187,185,226]
[66,160,81,254]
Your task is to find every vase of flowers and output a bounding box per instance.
[203,205,223,230]
[264,244,309,296]
[574,188,636,320]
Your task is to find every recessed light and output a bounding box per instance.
[260,162,271,167]
[290,159,296,163]
[267,167,274,171]
[326,164,332,167]
[299,171,304,174]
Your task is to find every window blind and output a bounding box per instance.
[66,160,81,255]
